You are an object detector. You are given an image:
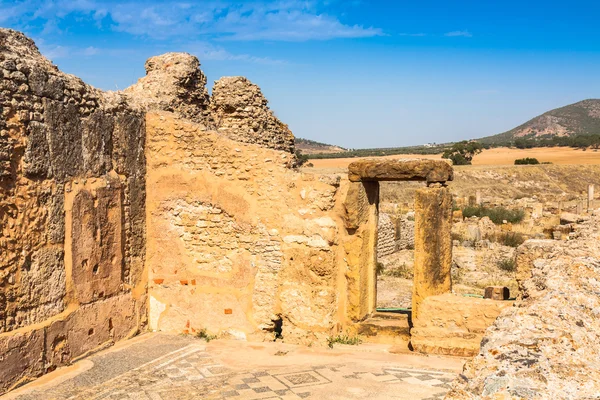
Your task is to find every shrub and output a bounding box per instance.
[376,262,385,276]
[327,334,362,348]
[461,205,525,225]
[514,157,540,165]
[493,232,526,247]
[196,328,217,342]
[295,149,310,167]
[497,258,516,272]
[383,262,413,279]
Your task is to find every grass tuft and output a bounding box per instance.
[196,328,218,342]
[327,334,362,349]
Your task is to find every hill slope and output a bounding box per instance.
[482,99,600,143]
[295,138,346,154]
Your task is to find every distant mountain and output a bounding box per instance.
[481,99,600,143]
[295,138,347,155]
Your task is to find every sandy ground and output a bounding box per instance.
[309,147,600,168]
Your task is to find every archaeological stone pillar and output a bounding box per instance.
[413,185,453,320]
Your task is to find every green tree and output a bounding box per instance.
[295,149,310,167]
[442,141,483,165]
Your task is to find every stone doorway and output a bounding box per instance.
[344,159,454,345]
[375,186,416,313]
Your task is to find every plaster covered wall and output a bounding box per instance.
[0,29,147,393]
[145,112,370,344]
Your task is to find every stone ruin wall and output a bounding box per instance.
[144,111,375,344]
[377,211,415,258]
[446,215,600,399]
[376,213,396,258]
[0,29,147,392]
[2,28,566,396]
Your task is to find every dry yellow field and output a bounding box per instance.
[309,147,600,168]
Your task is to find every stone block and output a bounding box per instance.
[411,293,513,357]
[82,111,113,176]
[343,181,378,230]
[23,121,51,178]
[412,186,453,320]
[0,328,45,394]
[44,99,83,181]
[484,286,510,300]
[348,158,453,183]
[45,293,137,370]
[112,112,145,176]
[71,184,123,304]
[16,247,66,322]
[47,183,65,244]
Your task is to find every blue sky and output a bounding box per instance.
[1,0,600,148]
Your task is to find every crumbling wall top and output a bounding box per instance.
[210,76,295,154]
[124,52,213,127]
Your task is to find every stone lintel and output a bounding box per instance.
[348,158,453,183]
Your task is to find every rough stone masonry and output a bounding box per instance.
[0,28,147,393]
[0,28,527,397]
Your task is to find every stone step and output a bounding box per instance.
[371,311,410,320]
[357,313,411,347]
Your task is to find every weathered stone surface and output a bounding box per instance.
[446,216,600,399]
[515,239,555,292]
[23,121,51,178]
[210,76,295,155]
[82,111,113,176]
[412,186,453,320]
[144,113,344,341]
[44,99,83,181]
[411,293,513,357]
[483,286,510,300]
[71,183,123,305]
[559,211,587,224]
[124,52,212,126]
[348,158,453,183]
[0,28,146,393]
[343,181,378,230]
[0,329,45,393]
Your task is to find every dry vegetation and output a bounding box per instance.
[308,146,600,169]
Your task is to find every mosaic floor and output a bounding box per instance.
[9,334,461,400]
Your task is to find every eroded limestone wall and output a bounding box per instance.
[446,215,600,399]
[145,112,360,344]
[0,29,146,393]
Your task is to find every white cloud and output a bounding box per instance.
[37,42,70,60]
[444,30,472,38]
[82,46,99,56]
[8,0,383,42]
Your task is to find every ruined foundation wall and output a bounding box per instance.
[145,112,357,344]
[446,215,600,399]
[0,29,147,393]
[377,212,395,258]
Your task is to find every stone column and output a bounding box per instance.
[476,190,482,205]
[413,185,453,320]
[588,184,594,212]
